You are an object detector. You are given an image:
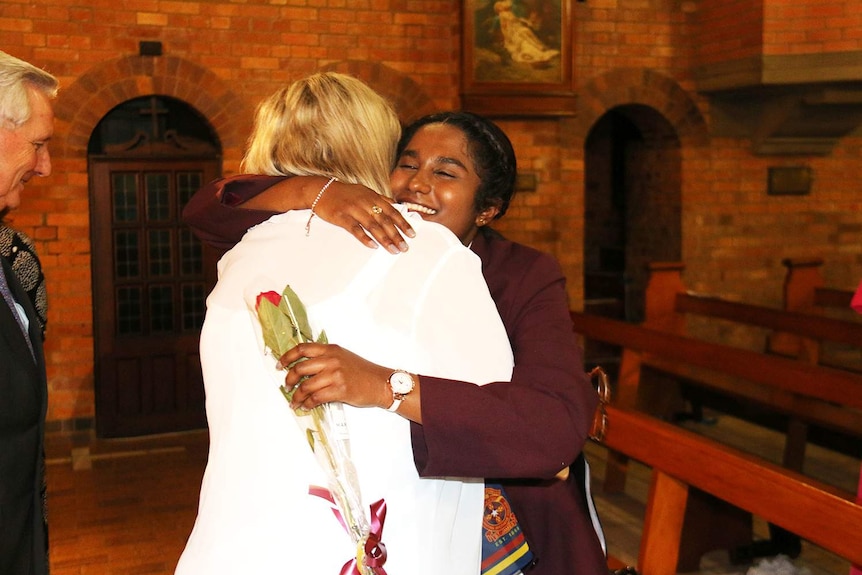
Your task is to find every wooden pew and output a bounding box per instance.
[635,261,862,472]
[571,310,862,475]
[775,257,855,315]
[641,261,862,355]
[572,311,862,408]
[767,257,860,369]
[772,260,862,575]
[600,405,862,575]
[571,311,862,569]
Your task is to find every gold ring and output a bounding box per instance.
[371,205,383,215]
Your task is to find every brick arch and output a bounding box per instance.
[571,68,709,147]
[321,60,438,125]
[52,55,249,159]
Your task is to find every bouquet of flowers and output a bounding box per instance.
[256,285,387,575]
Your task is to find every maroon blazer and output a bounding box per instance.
[413,229,606,575]
[183,176,607,575]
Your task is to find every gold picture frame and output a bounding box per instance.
[461,0,576,117]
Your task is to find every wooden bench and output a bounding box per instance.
[772,259,862,575]
[572,311,862,470]
[634,261,862,472]
[571,311,862,569]
[600,405,862,575]
[641,261,862,357]
[767,257,861,370]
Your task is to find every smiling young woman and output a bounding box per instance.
[390,122,489,245]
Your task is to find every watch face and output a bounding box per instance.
[390,371,414,394]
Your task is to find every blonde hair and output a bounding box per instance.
[0,50,59,129]
[241,72,400,198]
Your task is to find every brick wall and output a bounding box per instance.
[696,0,765,63]
[764,0,862,54]
[694,0,862,61]
[574,0,862,309]
[2,0,862,426]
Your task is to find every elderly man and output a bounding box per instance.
[0,50,58,575]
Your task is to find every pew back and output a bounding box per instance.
[770,258,860,369]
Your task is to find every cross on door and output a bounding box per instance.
[139,96,169,141]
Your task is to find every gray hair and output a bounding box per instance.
[0,50,59,128]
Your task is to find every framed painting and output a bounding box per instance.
[461,0,576,117]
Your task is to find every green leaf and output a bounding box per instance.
[280,285,314,343]
[257,298,299,356]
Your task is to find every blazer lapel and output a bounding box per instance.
[0,257,41,364]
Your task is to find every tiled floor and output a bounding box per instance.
[44,410,860,575]
[45,431,209,575]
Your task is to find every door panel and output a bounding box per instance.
[90,159,218,437]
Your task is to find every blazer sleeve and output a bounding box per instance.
[182,174,287,251]
[410,247,598,480]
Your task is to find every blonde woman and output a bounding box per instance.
[175,73,513,574]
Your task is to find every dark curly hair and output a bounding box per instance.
[396,111,517,220]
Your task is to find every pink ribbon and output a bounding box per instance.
[309,486,388,575]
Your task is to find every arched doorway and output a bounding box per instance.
[89,96,222,437]
[582,105,682,371]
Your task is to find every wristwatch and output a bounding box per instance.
[386,369,416,412]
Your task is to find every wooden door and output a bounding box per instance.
[90,159,219,437]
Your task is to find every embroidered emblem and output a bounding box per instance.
[481,484,535,575]
[483,486,519,542]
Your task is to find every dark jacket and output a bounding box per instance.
[0,256,48,575]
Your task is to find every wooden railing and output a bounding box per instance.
[625,261,862,473]
[581,259,862,573]
[600,405,862,575]
[572,307,862,569]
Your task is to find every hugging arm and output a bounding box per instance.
[181,175,286,251]
[182,175,415,253]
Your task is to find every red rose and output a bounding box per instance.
[256,291,282,310]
